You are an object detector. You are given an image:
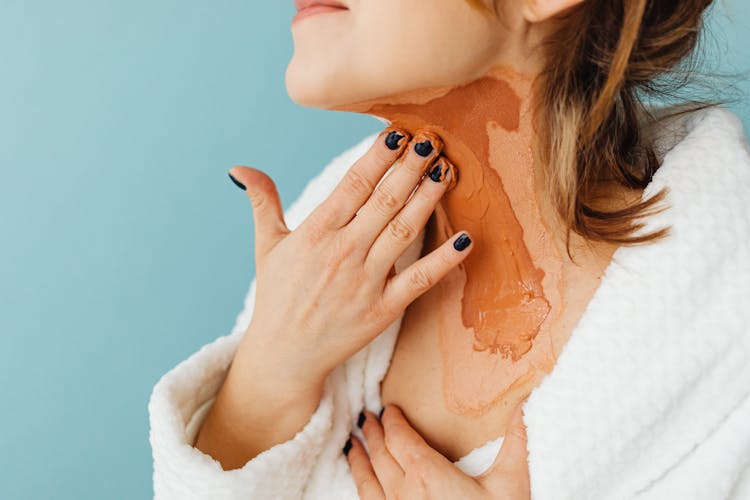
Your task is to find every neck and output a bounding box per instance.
[333,65,571,362]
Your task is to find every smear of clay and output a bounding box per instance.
[333,66,564,416]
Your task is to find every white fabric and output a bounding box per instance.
[149,106,750,500]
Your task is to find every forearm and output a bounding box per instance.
[193,344,327,470]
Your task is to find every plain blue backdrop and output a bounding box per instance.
[0,2,747,498]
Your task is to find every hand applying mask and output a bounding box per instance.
[346,399,530,500]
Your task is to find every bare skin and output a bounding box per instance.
[196,0,641,483]
[381,203,627,462]
[194,127,473,469]
[328,65,644,461]
[371,77,645,462]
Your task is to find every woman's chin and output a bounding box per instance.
[285,65,335,109]
[285,69,355,111]
[285,59,403,114]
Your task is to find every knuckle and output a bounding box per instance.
[402,156,426,176]
[387,216,415,243]
[408,265,433,292]
[309,205,336,230]
[412,187,436,207]
[410,187,441,215]
[371,185,399,215]
[329,234,358,263]
[249,192,267,211]
[400,454,430,486]
[342,169,374,198]
[436,248,455,269]
[365,298,393,326]
[302,216,328,245]
[409,459,430,484]
[403,453,421,473]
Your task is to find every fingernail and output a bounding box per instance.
[228,172,245,191]
[442,160,457,190]
[385,130,406,150]
[343,438,353,456]
[453,233,471,251]
[357,410,366,429]
[428,163,443,182]
[414,138,433,157]
[378,406,385,419]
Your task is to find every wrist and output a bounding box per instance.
[194,358,327,466]
[236,322,331,393]
[224,342,328,418]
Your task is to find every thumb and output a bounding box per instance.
[228,166,290,256]
[478,398,530,490]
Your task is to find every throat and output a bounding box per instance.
[423,204,561,417]
[335,65,572,416]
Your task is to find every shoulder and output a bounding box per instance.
[642,106,750,239]
[282,131,381,230]
[630,105,750,339]
[651,105,750,178]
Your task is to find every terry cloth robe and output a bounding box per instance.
[149,106,750,500]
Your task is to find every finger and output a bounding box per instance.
[360,410,404,491]
[308,127,410,231]
[228,166,290,257]
[346,435,386,500]
[380,404,439,471]
[381,231,473,316]
[347,130,444,245]
[365,156,456,278]
[478,398,530,491]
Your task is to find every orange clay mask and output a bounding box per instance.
[331,65,567,416]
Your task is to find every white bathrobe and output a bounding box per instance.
[148,106,750,500]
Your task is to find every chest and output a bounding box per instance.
[379,214,618,462]
[379,281,541,462]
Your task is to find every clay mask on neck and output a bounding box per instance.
[332,65,566,416]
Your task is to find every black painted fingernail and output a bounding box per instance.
[228,172,245,191]
[378,407,385,419]
[385,130,405,150]
[453,233,471,251]
[343,438,353,456]
[428,163,443,182]
[414,139,433,157]
[357,411,366,429]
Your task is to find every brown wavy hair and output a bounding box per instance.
[467,0,719,259]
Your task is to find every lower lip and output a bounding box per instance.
[292,5,348,25]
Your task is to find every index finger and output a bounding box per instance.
[346,435,386,500]
[307,127,410,231]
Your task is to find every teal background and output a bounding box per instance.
[0,2,747,498]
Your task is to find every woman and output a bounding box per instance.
[148,0,750,498]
